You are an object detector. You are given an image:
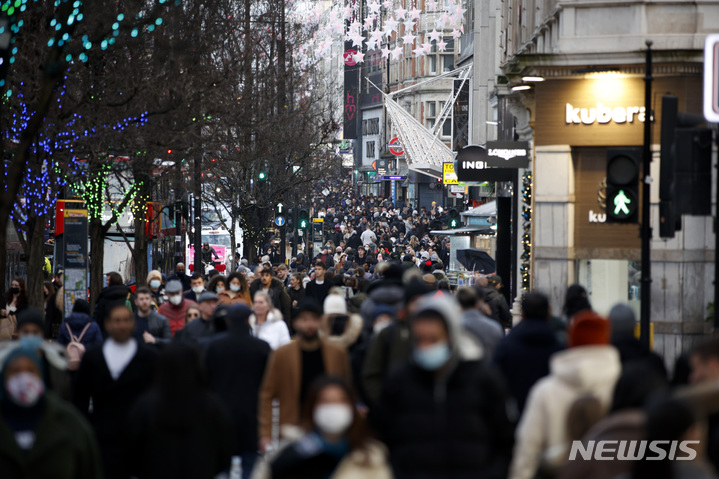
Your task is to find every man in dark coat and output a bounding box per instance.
[374,295,514,479]
[205,304,271,479]
[304,262,332,306]
[168,262,191,291]
[249,268,292,324]
[74,303,158,479]
[93,272,131,337]
[483,275,513,329]
[492,292,563,415]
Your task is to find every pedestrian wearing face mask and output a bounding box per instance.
[0,346,103,479]
[1,278,29,339]
[158,280,198,337]
[146,270,167,307]
[183,273,206,303]
[253,376,392,479]
[373,294,514,479]
[15,309,73,401]
[168,262,191,292]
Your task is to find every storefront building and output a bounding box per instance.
[527,69,711,366]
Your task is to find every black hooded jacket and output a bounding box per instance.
[491,319,564,414]
[204,322,271,453]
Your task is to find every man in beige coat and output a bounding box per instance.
[259,299,352,452]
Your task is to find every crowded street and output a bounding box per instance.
[2,0,719,478]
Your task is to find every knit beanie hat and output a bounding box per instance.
[323,294,347,316]
[569,310,611,347]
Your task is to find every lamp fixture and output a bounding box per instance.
[521,76,545,82]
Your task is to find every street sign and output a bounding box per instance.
[275,216,286,227]
[312,218,324,223]
[486,141,530,168]
[388,137,404,156]
[704,34,719,122]
[443,162,459,185]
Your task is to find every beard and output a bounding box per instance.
[299,330,319,341]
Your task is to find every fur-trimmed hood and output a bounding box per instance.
[320,313,363,349]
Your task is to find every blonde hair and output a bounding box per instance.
[146,270,163,285]
[253,290,274,310]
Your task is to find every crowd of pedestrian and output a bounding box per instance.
[1,181,719,478]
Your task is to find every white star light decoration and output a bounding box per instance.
[296,0,466,65]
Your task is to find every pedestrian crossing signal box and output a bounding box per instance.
[605,148,640,223]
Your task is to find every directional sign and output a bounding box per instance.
[275,216,286,227]
[704,34,719,122]
[443,162,459,185]
[276,202,284,213]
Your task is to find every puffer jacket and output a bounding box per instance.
[509,345,622,479]
[249,309,291,350]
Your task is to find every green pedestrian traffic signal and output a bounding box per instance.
[298,208,310,230]
[258,171,267,181]
[606,148,640,223]
[447,208,460,229]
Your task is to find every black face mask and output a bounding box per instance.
[10,287,19,295]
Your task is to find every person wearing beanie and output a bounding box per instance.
[509,310,621,479]
[320,293,363,350]
[0,347,103,478]
[608,303,667,378]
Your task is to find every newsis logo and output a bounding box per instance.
[568,440,700,461]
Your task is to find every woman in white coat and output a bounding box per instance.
[249,291,291,350]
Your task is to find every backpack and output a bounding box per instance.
[65,322,91,371]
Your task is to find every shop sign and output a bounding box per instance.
[443,162,458,184]
[565,103,645,125]
[486,141,529,168]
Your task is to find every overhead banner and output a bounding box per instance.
[452,79,470,151]
[485,141,530,168]
[343,40,359,139]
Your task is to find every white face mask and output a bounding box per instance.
[230,284,241,292]
[6,372,45,407]
[192,286,204,294]
[313,403,353,435]
[149,279,161,290]
[169,295,182,306]
[216,287,225,293]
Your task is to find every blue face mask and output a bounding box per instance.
[20,335,43,351]
[149,279,161,290]
[413,341,451,371]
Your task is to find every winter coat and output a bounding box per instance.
[559,409,645,479]
[157,298,198,337]
[56,312,104,348]
[287,286,305,319]
[492,319,564,414]
[346,231,362,251]
[305,280,333,307]
[361,320,412,407]
[93,284,131,335]
[508,345,622,479]
[126,390,235,479]
[250,278,292,326]
[0,392,103,479]
[462,309,504,358]
[252,428,392,479]
[612,334,667,378]
[320,313,363,350]
[372,294,513,479]
[205,322,272,454]
[134,310,172,344]
[484,287,513,329]
[250,309,291,350]
[74,341,158,479]
[44,289,64,340]
[259,340,352,440]
[359,281,404,329]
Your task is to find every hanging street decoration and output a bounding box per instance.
[290,0,467,68]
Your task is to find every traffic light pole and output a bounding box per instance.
[640,41,653,348]
[715,127,719,329]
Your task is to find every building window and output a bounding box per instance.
[428,55,437,75]
[442,54,454,72]
[366,141,376,159]
[362,118,380,135]
[442,118,452,137]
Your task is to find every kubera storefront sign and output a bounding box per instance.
[565,103,645,125]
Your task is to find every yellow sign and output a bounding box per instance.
[443,162,458,185]
[312,218,324,223]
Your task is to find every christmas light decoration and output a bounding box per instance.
[521,170,532,290]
